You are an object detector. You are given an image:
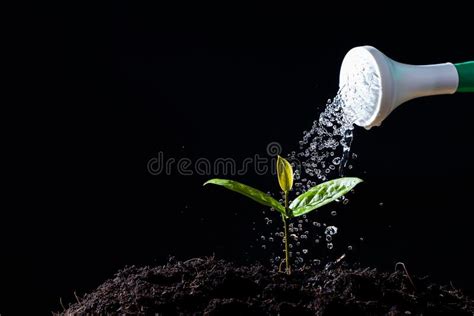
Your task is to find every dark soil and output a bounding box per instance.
[60,257,473,315]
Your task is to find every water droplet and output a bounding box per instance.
[269,237,274,242]
[343,198,349,205]
[289,244,293,249]
[315,239,320,244]
[261,245,266,249]
[379,202,384,206]
[325,226,338,235]
[290,234,298,240]
[312,221,321,227]
[300,234,307,239]
[347,245,353,251]
[331,210,337,216]
[260,236,265,240]
[302,249,308,254]
[326,235,332,242]
[360,237,364,242]
[313,259,321,265]
[327,243,333,250]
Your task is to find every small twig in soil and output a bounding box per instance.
[278,259,285,273]
[59,297,66,311]
[450,281,458,291]
[183,257,205,265]
[73,291,81,304]
[334,254,346,265]
[395,262,416,291]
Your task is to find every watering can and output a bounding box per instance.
[339,46,474,129]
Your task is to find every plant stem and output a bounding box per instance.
[282,191,291,275]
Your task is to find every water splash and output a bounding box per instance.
[262,87,368,268]
[280,87,366,268]
[290,90,359,191]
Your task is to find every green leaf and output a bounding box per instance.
[289,177,363,217]
[204,178,286,215]
[277,155,293,193]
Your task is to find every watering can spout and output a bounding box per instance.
[339,46,474,129]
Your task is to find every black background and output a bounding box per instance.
[3,6,474,314]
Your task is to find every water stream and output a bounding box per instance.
[260,83,374,268]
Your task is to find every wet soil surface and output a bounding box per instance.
[60,257,473,315]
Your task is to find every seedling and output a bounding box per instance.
[204,155,362,274]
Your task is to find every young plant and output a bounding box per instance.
[204,155,362,274]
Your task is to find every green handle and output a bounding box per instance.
[455,61,474,92]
